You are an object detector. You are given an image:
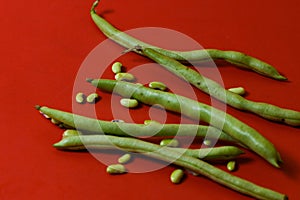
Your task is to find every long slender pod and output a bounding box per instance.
[90,0,286,80]
[35,105,237,143]
[140,47,300,126]
[54,134,244,161]
[87,79,282,167]
[54,135,287,200]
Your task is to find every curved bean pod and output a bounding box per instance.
[87,79,282,167]
[54,135,287,200]
[35,105,237,143]
[90,0,286,80]
[54,135,244,161]
[140,47,300,126]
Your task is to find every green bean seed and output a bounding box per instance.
[227,161,237,172]
[111,62,123,74]
[87,79,282,167]
[160,139,179,147]
[75,92,85,104]
[120,98,138,108]
[115,73,135,82]
[106,164,127,174]
[90,1,286,80]
[86,93,99,103]
[149,81,167,91]
[170,169,185,184]
[118,153,131,164]
[228,87,246,96]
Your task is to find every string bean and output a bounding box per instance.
[54,135,244,161]
[139,47,300,126]
[90,0,286,80]
[35,105,237,143]
[87,79,282,167]
[54,135,287,200]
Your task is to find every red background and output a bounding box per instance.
[0,0,299,199]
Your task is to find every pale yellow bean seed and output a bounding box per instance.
[75,92,85,104]
[106,164,127,174]
[170,169,184,184]
[120,98,138,108]
[86,93,99,103]
[228,87,246,96]
[149,81,167,91]
[115,73,136,82]
[112,62,123,74]
[118,153,131,164]
[160,139,179,147]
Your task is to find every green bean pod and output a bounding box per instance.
[35,105,237,143]
[54,135,287,200]
[140,47,300,126]
[54,135,244,161]
[87,79,282,167]
[90,0,286,80]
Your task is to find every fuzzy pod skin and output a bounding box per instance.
[90,0,286,80]
[141,47,300,127]
[87,79,282,168]
[53,135,287,200]
[35,105,237,143]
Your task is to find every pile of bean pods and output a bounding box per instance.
[35,1,300,199]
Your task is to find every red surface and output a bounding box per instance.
[1,0,299,199]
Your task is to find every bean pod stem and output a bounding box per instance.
[90,0,286,80]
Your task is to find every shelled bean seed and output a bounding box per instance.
[112,62,123,74]
[120,98,138,108]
